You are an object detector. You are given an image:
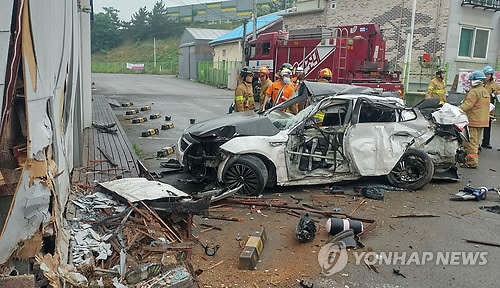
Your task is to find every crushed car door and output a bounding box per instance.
[344,98,427,176]
[285,99,353,181]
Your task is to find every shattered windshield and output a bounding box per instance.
[268,105,315,130]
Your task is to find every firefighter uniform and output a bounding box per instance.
[482,77,499,148]
[260,78,273,107]
[459,83,490,168]
[234,81,255,112]
[425,77,446,103]
[318,78,329,84]
[266,81,294,106]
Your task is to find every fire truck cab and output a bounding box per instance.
[248,24,403,95]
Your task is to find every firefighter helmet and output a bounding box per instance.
[240,66,254,78]
[468,71,486,80]
[483,66,494,75]
[258,67,270,75]
[319,68,333,79]
[295,67,304,73]
[280,63,293,71]
[435,67,446,75]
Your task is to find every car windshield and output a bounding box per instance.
[268,105,315,130]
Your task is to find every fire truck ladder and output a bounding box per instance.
[335,28,349,83]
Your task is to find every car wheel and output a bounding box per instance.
[223,155,268,196]
[387,148,434,190]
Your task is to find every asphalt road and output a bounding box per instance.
[92,73,500,288]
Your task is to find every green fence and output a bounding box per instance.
[91,62,178,75]
[197,61,239,88]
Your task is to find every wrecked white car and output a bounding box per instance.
[177,82,468,195]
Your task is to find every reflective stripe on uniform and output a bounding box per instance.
[434,89,445,93]
[468,120,489,125]
[235,96,244,101]
[473,101,490,107]
[466,153,478,158]
[314,112,325,121]
[248,97,254,101]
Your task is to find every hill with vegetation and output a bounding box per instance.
[91,0,292,74]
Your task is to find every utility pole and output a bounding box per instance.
[252,0,257,40]
[153,37,157,67]
[403,0,416,95]
[241,19,248,67]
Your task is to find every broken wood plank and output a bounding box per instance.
[97,146,118,167]
[390,214,440,218]
[461,210,476,216]
[142,243,195,251]
[199,223,222,231]
[140,201,182,242]
[205,215,243,222]
[463,239,500,248]
[445,212,461,219]
[349,198,366,216]
[206,260,223,270]
[209,207,235,212]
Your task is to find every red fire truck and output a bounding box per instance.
[247,24,403,95]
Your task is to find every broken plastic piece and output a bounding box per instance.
[296,214,316,243]
[328,229,363,248]
[450,186,492,201]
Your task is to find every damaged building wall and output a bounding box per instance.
[0,0,90,266]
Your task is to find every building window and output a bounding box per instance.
[331,0,337,9]
[461,0,500,11]
[458,27,489,58]
[222,49,226,57]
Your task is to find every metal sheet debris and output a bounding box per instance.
[99,178,190,202]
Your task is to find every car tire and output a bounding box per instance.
[387,148,434,190]
[223,155,268,196]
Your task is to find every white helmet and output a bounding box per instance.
[295,67,304,73]
[280,68,292,77]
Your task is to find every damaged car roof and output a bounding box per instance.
[187,110,280,137]
[302,82,378,97]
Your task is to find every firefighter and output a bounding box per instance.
[258,67,273,109]
[459,71,490,168]
[481,66,499,149]
[261,68,295,113]
[318,68,332,83]
[425,67,447,104]
[234,66,255,112]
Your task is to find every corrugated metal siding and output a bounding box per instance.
[0,0,14,110]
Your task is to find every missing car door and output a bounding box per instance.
[285,100,351,180]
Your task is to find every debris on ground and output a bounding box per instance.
[354,184,407,200]
[393,268,406,278]
[390,213,440,218]
[296,214,317,243]
[68,179,203,287]
[463,239,500,248]
[93,121,117,133]
[328,229,364,248]
[450,186,493,201]
[480,205,500,215]
[329,185,344,194]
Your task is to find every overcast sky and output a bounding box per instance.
[95,0,230,20]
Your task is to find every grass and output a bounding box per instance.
[132,144,143,159]
[92,38,179,74]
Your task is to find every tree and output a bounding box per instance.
[91,7,122,53]
[149,0,168,38]
[129,6,150,41]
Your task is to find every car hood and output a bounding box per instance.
[186,110,280,139]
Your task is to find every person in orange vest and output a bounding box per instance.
[480,66,499,149]
[318,68,332,83]
[234,66,255,112]
[459,71,490,168]
[261,68,296,113]
[425,67,447,104]
[258,67,273,109]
